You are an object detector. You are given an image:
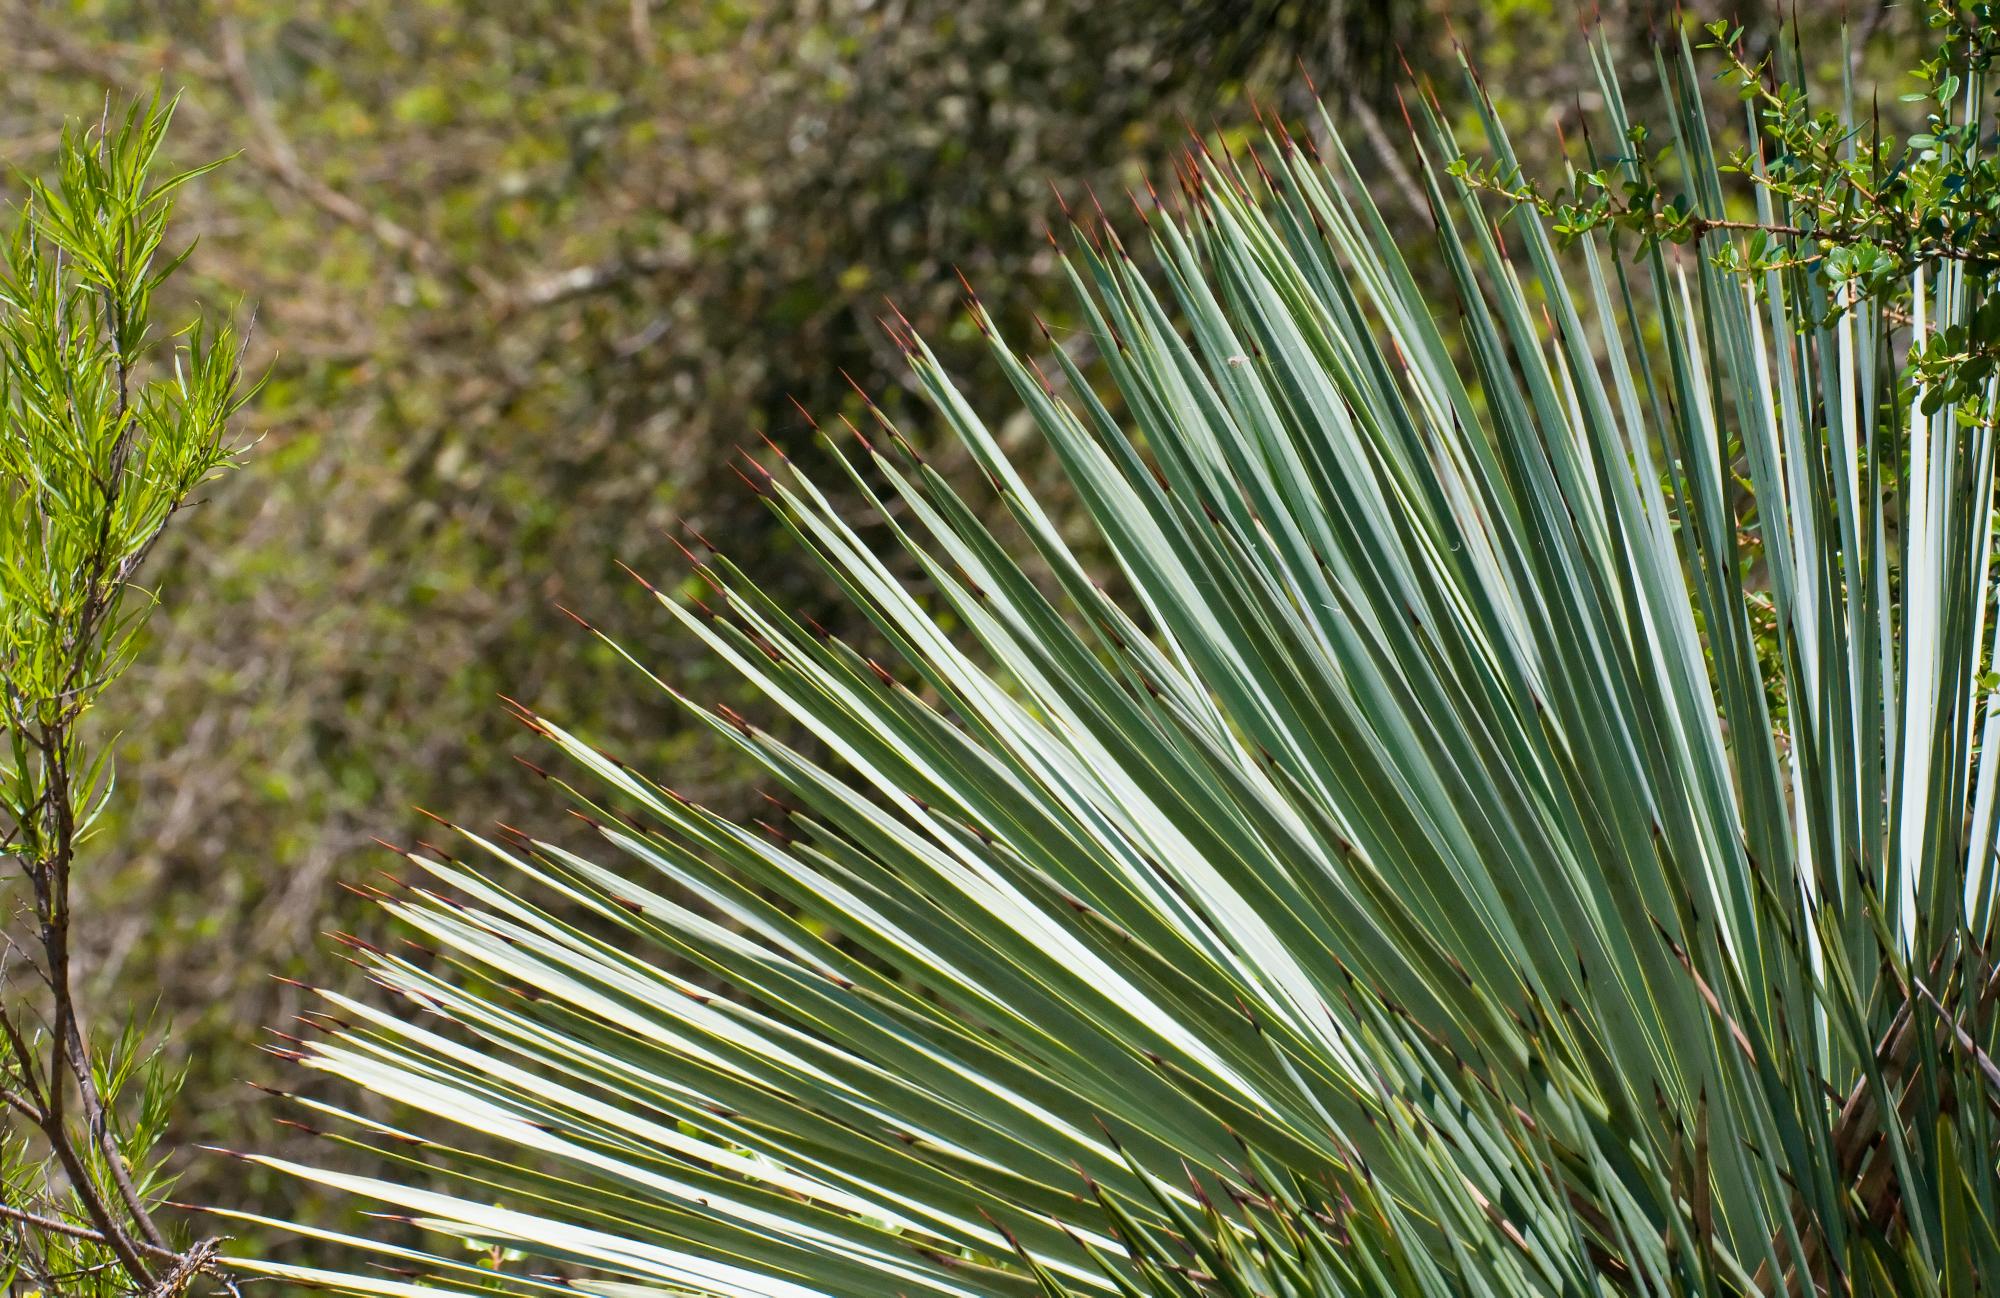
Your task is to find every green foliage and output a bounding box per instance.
[1,101,241,784]
[236,14,2000,1298]
[2,1022,189,1287]
[0,95,247,1295]
[1456,0,2000,414]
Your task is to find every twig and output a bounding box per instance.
[1346,92,1429,224]
[216,18,491,294]
[0,1199,109,1245]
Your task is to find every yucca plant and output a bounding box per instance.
[226,13,2000,1297]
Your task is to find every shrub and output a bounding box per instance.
[1,97,248,1295]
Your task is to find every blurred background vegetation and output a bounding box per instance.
[0,0,1918,1260]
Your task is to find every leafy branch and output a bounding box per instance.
[1452,1,2000,412]
[0,96,251,1297]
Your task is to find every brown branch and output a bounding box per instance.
[1345,93,1429,226]
[0,1199,205,1269]
[216,19,496,297]
[0,1199,120,1246]
[18,533,164,1297]
[0,1083,44,1124]
[24,277,178,1264]
[1915,978,2000,1105]
[1756,958,2000,1296]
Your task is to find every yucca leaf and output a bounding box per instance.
[242,20,2000,1298]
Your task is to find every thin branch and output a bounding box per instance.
[0,1199,115,1245]
[216,19,492,295]
[500,247,688,315]
[1,1079,45,1123]
[1345,92,1429,224]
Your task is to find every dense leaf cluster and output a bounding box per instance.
[1,98,247,1296]
[1457,1,2000,414]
